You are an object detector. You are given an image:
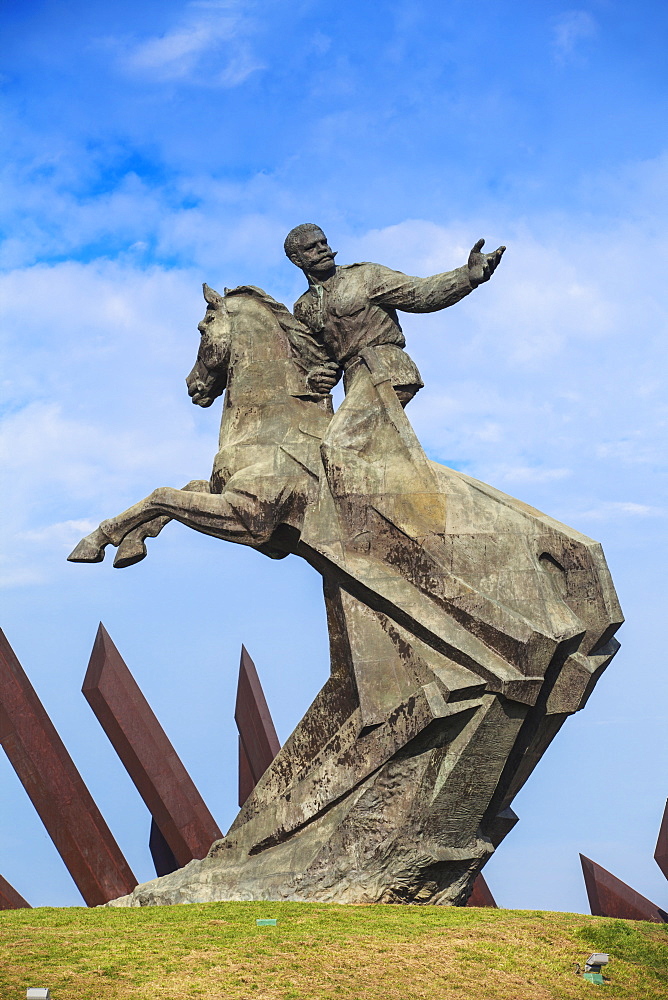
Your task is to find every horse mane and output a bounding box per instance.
[224,284,330,370]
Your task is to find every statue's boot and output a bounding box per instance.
[67,526,112,563]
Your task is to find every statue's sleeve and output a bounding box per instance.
[289,325,333,370]
[287,302,335,373]
[285,316,340,399]
[364,262,474,313]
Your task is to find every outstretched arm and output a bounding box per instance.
[366,238,506,313]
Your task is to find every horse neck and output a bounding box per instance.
[219,295,310,412]
[226,297,293,369]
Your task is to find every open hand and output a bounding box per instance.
[467,238,506,286]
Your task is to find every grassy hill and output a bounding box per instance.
[1,901,667,999]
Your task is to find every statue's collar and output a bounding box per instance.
[307,266,338,289]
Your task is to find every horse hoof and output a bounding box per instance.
[67,534,106,563]
[113,538,147,568]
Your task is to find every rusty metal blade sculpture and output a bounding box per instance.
[466,872,497,907]
[82,623,222,868]
[149,817,179,877]
[238,736,255,809]
[0,873,31,910]
[580,854,667,923]
[655,799,668,881]
[0,628,137,906]
[235,646,280,807]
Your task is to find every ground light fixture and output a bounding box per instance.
[584,953,609,984]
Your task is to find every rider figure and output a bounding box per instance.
[285,224,505,405]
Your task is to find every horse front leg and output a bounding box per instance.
[68,480,210,565]
[68,479,277,565]
[112,480,210,568]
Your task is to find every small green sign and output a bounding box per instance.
[584,972,606,985]
[256,918,277,926]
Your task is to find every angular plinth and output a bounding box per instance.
[235,646,280,807]
[466,873,497,907]
[0,874,31,910]
[0,629,136,906]
[655,799,668,881]
[580,854,668,923]
[83,624,222,868]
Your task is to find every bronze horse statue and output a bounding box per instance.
[69,283,333,567]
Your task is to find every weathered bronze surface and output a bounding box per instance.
[0,873,31,910]
[580,854,667,923]
[0,629,137,906]
[67,233,621,907]
[83,623,222,868]
[236,646,281,807]
[655,799,668,881]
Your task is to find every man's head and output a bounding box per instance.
[284,224,337,279]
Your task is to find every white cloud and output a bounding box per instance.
[118,1,263,85]
[488,465,573,485]
[20,520,99,545]
[596,437,665,466]
[0,519,99,588]
[0,152,292,271]
[0,261,216,586]
[575,501,666,521]
[0,564,45,589]
[552,10,597,62]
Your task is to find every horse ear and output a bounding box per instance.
[202,283,224,308]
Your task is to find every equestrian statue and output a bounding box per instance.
[69,228,622,906]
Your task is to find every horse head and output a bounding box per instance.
[186,283,230,408]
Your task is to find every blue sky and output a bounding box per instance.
[1,0,667,912]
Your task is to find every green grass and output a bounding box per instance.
[1,901,667,999]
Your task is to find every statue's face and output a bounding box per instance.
[293,229,336,278]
